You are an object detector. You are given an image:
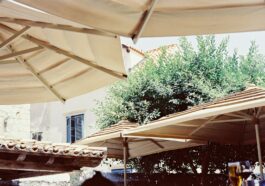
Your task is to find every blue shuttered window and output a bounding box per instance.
[66,117,71,143]
[66,114,84,143]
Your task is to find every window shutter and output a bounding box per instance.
[66,116,71,143]
[71,117,76,143]
[66,114,84,143]
[75,114,83,141]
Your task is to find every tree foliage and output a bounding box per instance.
[93,36,265,181]
[94,36,265,129]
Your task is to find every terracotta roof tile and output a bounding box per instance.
[133,44,180,69]
[0,137,106,158]
[146,44,180,60]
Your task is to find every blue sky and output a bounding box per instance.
[121,31,265,55]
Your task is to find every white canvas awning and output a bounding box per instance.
[15,0,265,42]
[76,120,203,159]
[122,86,265,179]
[123,86,265,144]
[0,0,126,104]
[76,120,204,186]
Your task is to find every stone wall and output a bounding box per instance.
[15,169,95,186]
[0,104,30,139]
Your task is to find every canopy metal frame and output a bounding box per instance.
[0,18,126,103]
[132,0,159,43]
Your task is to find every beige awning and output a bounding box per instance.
[122,86,265,179]
[0,0,126,104]
[123,86,265,144]
[15,0,265,42]
[76,120,204,159]
[0,137,106,180]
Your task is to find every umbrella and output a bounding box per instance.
[76,120,204,186]
[14,0,265,43]
[0,0,126,104]
[123,86,265,180]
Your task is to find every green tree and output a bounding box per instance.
[94,36,265,129]
[93,36,265,184]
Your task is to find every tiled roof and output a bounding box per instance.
[132,44,180,69]
[146,44,180,60]
[0,137,106,158]
[0,137,106,180]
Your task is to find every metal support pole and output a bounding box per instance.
[255,123,264,180]
[123,138,128,186]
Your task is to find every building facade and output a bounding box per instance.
[0,104,30,140]
[30,46,144,143]
[30,87,107,143]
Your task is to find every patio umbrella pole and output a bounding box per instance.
[123,138,128,186]
[254,120,264,180]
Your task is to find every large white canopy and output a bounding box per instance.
[76,120,204,159]
[16,0,265,42]
[0,0,126,104]
[123,86,265,144]
[122,86,265,178]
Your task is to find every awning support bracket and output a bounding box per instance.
[0,17,117,38]
[132,0,159,43]
[0,25,30,49]
[0,46,43,60]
